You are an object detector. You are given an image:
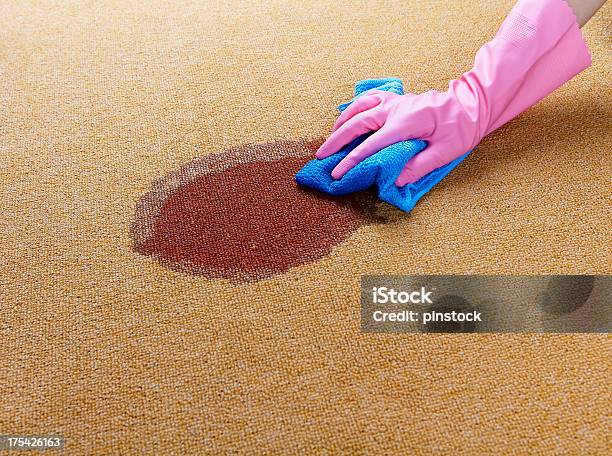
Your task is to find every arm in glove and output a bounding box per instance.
[315,0,591,186]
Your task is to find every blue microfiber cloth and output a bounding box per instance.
[295,78,472,212]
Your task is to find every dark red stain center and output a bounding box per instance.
[132,139,386,281]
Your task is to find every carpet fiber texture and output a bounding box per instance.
[1,0,611,454]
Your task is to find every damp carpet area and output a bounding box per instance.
[1,0,611,454]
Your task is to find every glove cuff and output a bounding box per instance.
[496,0,580,50]
[483,0,591,134]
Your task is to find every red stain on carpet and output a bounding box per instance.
[132,139,385,280]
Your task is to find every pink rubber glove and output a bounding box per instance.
[315,0,591,186]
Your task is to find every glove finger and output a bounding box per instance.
[331,127,397,179]
[316,109,384,159]
[332,91,384,132]
[395,142,448,187]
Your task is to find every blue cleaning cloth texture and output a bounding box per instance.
[295,78,472,212]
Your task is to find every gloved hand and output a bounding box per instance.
[315,0,591,186]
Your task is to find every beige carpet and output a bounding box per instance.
[1,0,610,454]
